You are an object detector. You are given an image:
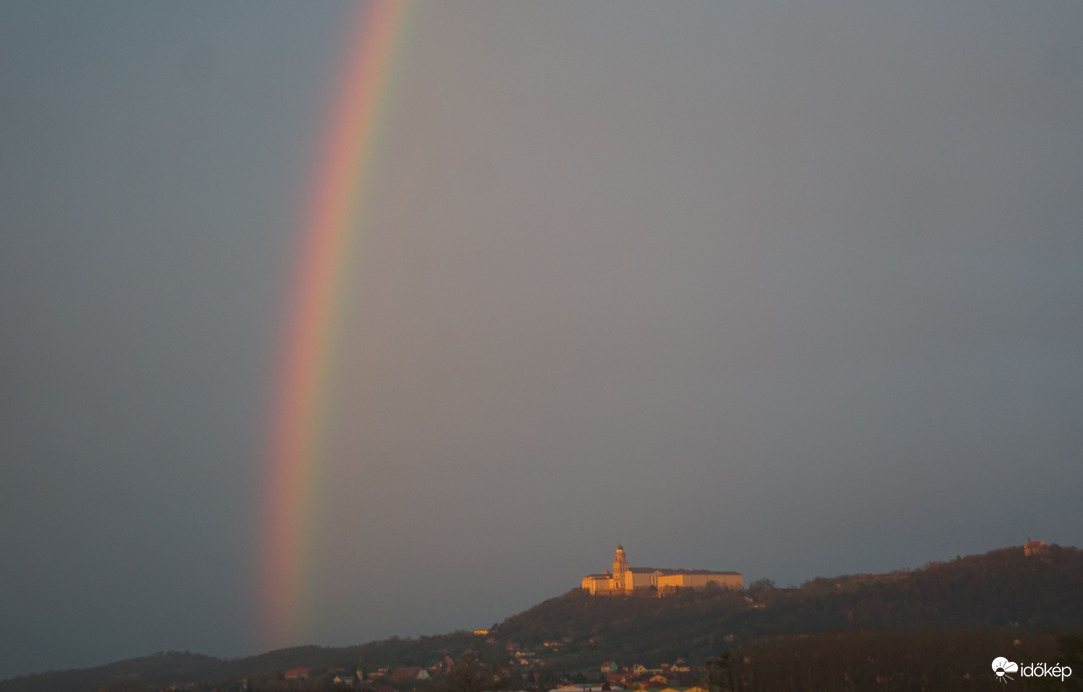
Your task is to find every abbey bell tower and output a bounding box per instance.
[612,545,629,590]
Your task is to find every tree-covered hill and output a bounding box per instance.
[498,544,1083,666]
[3,544,1080,692]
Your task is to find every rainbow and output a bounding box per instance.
[259,0,411,648]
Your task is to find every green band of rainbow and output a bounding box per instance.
[259,0,411,647]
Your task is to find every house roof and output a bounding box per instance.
[620,567,743,576]
[284,667,311,679]
[390,667,425,681]
[653,568,741,575]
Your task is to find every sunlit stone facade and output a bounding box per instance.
[581,546,743,595]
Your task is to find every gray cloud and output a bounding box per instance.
[2,0,1082,679]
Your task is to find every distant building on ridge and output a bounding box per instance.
[581,545,742,595]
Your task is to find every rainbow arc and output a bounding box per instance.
[259,0,411,647]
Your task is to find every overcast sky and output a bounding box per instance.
[3,0,1082,680]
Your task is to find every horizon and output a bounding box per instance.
[1,540,1069,679]
[3,0,1082,680]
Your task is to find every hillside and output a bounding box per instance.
[0,634,493,692]
[3,544,1081,692]
[499,544,1083,667]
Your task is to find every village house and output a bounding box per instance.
[1025,539,1047,556]
[604,672,634,687]
[664,659,691,674]
[389,667,430,683]
[284,668,311,681]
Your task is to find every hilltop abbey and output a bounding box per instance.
[581,546,742,595]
